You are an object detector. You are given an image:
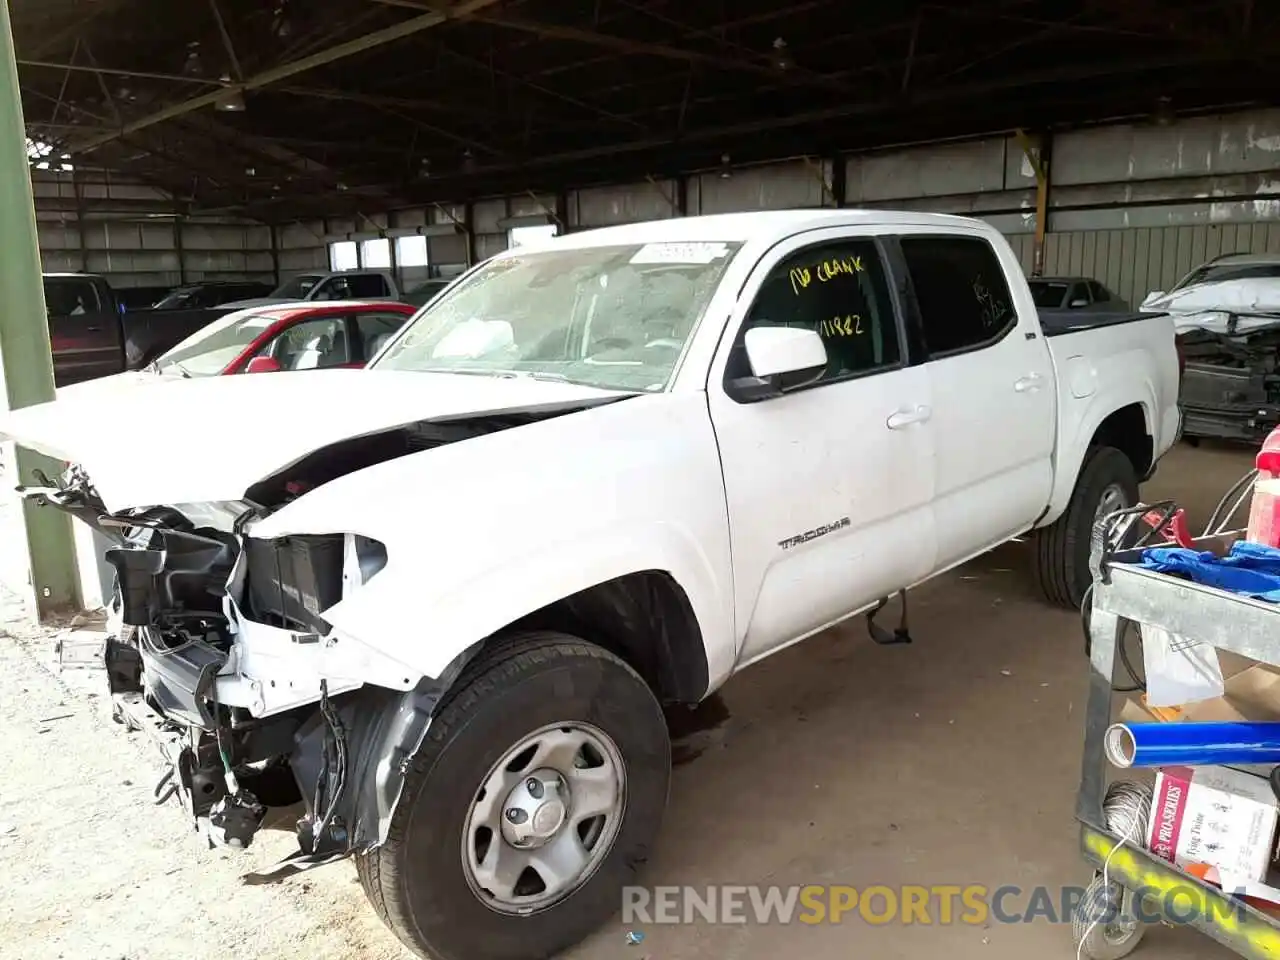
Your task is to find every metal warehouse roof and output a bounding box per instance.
[14,0,1279,220]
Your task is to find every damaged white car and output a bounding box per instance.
[1143,253,1280,442]
[1,211,1180,960]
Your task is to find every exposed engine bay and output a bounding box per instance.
[1178,318,1280,442]
[18,403,608,875]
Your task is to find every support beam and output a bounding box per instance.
[374,0,853,91]
[0,0,80,620]
[1015,128,1052,276]
[67,0,506,155]
[269,223,281,285]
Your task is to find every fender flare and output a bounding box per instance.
[1042,386,1156,525]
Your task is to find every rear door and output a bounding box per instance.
[43,276,123,385]
[893,232,1056,570]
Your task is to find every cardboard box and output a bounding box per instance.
[1148,765,1279,883]
[1119,661,1280,725]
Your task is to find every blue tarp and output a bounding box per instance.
[1140,541,1280,602]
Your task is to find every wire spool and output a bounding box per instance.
[1073,780,1153,960]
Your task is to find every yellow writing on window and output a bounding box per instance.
[816,255,864,282]
[789,266,812,295]
[820,314,863,337]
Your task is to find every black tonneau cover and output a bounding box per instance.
[1038,309,1167,337]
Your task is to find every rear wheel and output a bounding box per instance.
[1032,445,1139,609]
[356,633,671,960]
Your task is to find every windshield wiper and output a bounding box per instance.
[412,366,569,381]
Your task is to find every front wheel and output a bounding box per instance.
[1032,445,1139,609]
[356,633,671,960]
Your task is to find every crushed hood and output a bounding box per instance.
[0,369,627,512]
[1146,278,1280,313]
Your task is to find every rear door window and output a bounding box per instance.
[899,237,1016,357]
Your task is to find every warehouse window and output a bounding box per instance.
[509,224,557,248]
[329,240,357,271]
[396,235,430,267]
[361,238,391,269]
[900,236,1015,358]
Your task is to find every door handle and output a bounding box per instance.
[1014,373,1044,392]
[886,405,932,430]
[86,326,101,332]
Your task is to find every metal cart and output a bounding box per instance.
[1078,495,1280,960]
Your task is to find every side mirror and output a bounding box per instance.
[729,326,827,401]
[1069,298,1089,309]
[245,355,283,374]
[1142,291,1165,308]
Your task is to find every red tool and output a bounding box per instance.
[1142,507,1195,548]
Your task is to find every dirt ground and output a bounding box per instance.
[0,441,1254,960]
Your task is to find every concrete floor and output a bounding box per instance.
[0,441,1254,960]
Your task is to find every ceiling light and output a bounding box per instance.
[214,89,246,112]
[771,37,793,72]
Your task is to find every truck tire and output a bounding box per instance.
[356,632,671,960]
[1032,445,1138,610]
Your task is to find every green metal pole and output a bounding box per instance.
[0,0,81,621]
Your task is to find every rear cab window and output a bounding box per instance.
[899,236,1016,358]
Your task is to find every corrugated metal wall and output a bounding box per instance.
[58,106,1280,308]
[1044,223,1280,308]
[34,171,276,290]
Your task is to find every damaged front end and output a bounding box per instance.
[1179,318,1280,442]
[23,465,450,879]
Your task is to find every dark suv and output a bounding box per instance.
[152,281,275,310]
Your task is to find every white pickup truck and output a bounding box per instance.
[218,268,403,309]
[1,210,1180,960]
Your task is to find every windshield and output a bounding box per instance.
[271,274,323,299]
[1028,281,1069,308]
[1173,263,1280,291]
[373,241,741,391]
[155,310,278,376]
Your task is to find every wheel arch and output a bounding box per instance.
[1042,399,1154,527]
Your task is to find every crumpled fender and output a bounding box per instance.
[263,521,734,695]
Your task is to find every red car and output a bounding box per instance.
[148,300,417,378]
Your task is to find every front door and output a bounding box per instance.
[707,231,937,668]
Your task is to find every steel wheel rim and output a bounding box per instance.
[461,720,627,915]
[1095,482,1130,526]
